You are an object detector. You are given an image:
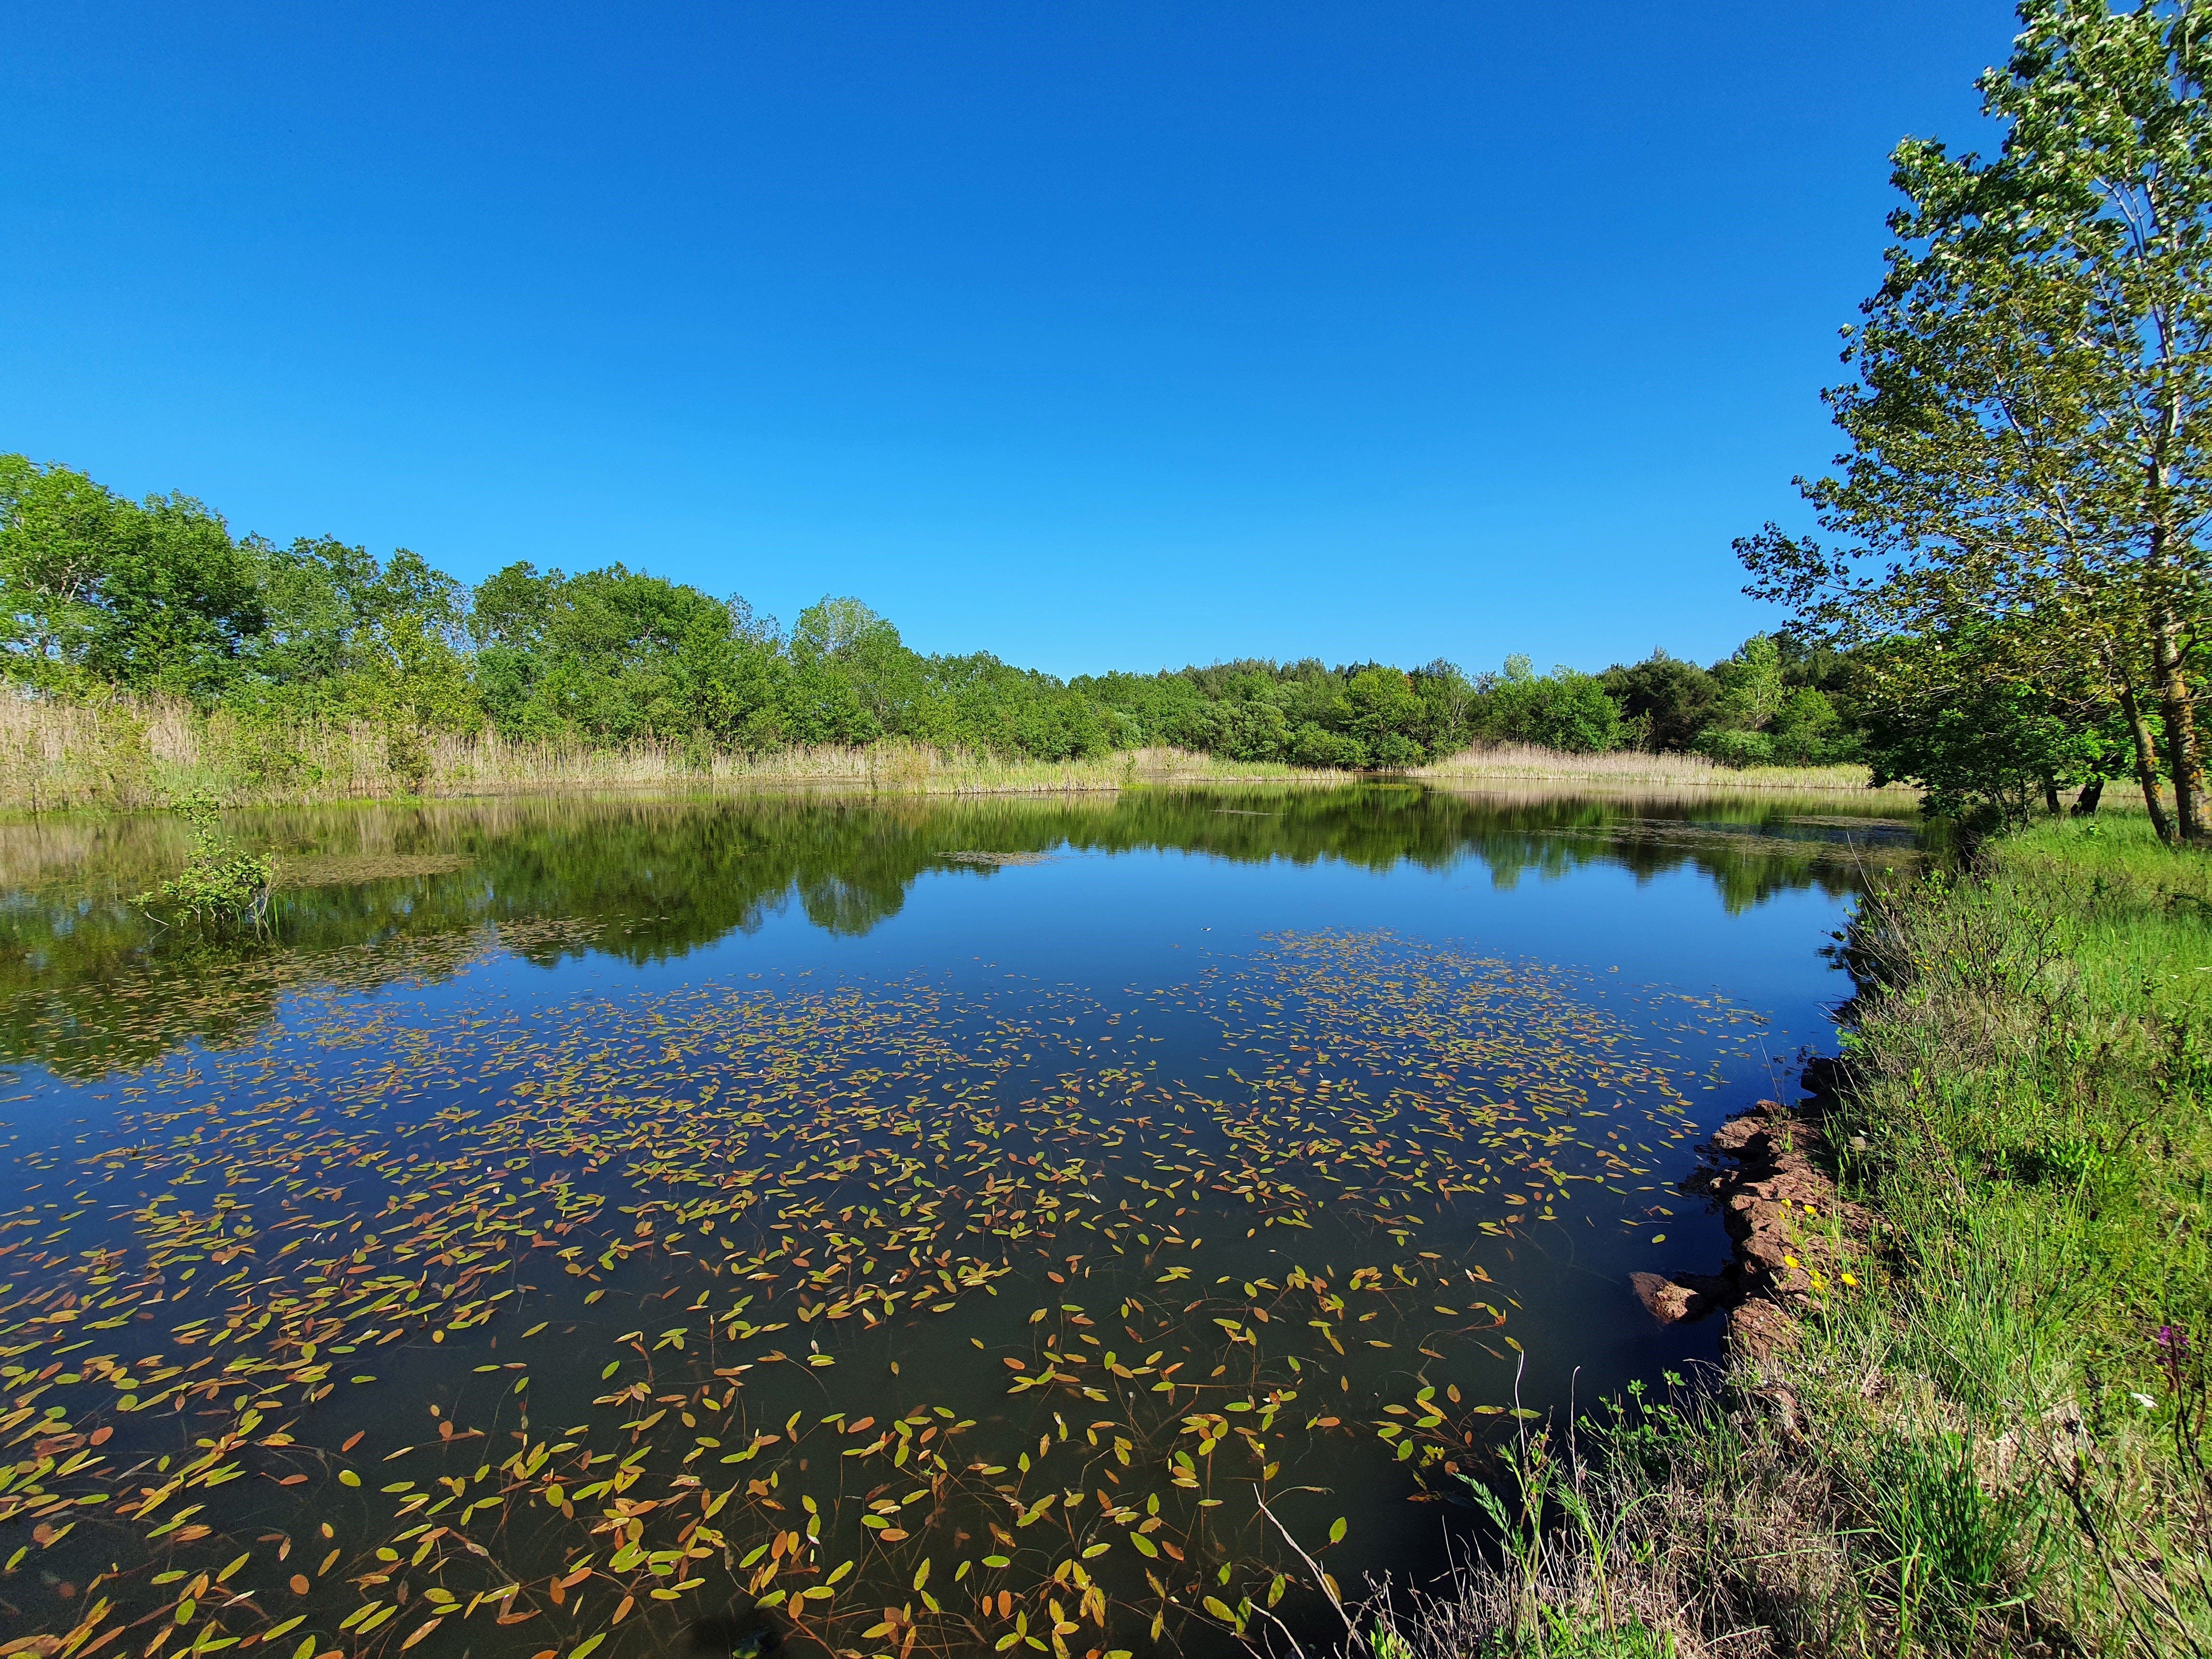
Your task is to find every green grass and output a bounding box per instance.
[1375,812,2212,1658]
[1795,811,2212,1654]
[1994,811,2212,1013]
[1839,813,2212,1368]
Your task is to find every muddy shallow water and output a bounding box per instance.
[0,785,1917,1658]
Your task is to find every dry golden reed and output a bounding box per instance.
[0,693,1892,812]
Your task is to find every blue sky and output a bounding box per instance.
[3,2,2012,678]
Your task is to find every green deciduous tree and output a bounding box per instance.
[1477,657,1626,753]
[1855,618,2125,822]
[1344,666,1427,765]
[471,563,776,743]
[1742,0,2212,838]
[1684,637,1860,768]
[0,457,266,697]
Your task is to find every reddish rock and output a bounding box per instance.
[1629,1269,1737,1324]
[1630,1099,1871,1366]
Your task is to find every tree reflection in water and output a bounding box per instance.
[0,784,1918,1076]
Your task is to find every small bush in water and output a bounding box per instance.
[133,792,276,933]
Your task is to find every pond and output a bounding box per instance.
[0,784,1919,1659]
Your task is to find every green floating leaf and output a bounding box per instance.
[0,909,1733,1655]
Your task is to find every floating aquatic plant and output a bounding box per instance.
[0,930,1762,1658]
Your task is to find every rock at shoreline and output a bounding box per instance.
[1628,1269,1733,1324]
[1628,1097,1870,1366]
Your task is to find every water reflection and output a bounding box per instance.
[0,785,1905,1658]
[0,785,1916,1076]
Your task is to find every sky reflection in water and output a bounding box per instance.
[0,786,1915,1659]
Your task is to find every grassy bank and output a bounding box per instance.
[0,695,1886,810]
[1363,812,2211,1658]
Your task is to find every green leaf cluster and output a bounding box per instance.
[130,792,276,934]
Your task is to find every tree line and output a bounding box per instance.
[0,453,1864,775]
[0,456,1875,779]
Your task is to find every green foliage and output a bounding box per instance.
[1345,665,1425,760]
[3,456,1899,780]
[0,457,265,698]
[1601,653,1717,752]
[384,721,433,794]
[1289,721,1368,769]
[1711,635,1787,730]
[470,560,773,742]
[242,536,472,723]
[1691,637,1861,769]
[1855,624,2117,825]
[1476,657,1626,753]
[1076,657,1472,767]
[1519,1616,1676,1659]
[132,793,276,933]
[1738,2,2212,836]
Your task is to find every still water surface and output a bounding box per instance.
[0,786,1916,1658]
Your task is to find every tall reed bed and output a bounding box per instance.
[1419,743,1888,793]
[0,693,1346,810]
[435,734,1339,796]
[0,693,1894,814]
